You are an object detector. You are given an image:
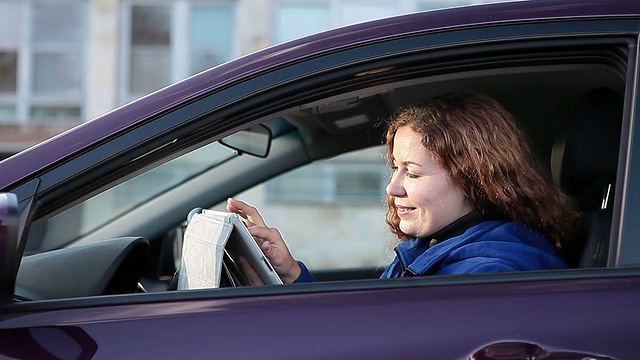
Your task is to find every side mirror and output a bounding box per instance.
[220,124,272,158]
[0,193,19,304]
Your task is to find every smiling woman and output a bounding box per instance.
[382,92,579,277]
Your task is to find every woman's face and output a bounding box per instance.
[386,126,474,238]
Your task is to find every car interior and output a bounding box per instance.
[12,40,628,302]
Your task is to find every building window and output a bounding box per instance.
[121,1,237,104]
[190,5,236,74]
[340,1,399,25]
[0,52,17,93]
[129,5,172,96]
[274,2,330,44]
[0,0,87,125]
[273,0,484,45]
[417,1,473,11]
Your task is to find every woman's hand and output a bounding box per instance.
[226,198,302,284]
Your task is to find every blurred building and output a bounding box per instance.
[0,0,504,159]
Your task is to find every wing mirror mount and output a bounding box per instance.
[219,124,272,158]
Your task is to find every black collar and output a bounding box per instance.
[424,211,488,248]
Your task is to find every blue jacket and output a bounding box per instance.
[380,220,568,278]
[294,218,567,283]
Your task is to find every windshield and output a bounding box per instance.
[26,142,237,253]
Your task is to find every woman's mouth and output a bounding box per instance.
[396,206,414,217]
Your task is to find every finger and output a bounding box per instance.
[246,225,269,239]
[259,240,273,254]
[246,226,279,246]
[227,198,267,227]
[226,198,246,219]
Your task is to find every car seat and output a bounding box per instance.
[560,87,623,268]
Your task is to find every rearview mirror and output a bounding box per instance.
[220,124,272,158]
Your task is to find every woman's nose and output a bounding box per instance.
[386,173,405,197]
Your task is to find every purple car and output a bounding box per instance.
[1,0,639,358]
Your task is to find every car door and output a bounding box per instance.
[1,7,640,360]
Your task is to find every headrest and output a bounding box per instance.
[560,87,623,199]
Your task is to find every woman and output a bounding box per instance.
[228,92,579,284]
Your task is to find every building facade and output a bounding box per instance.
[0,0,505,157]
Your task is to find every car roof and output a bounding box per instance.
[1,0,639,190]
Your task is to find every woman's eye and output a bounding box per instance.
[406,172,420,179]
[390,166,398,172]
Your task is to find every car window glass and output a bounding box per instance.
[27,142,237,253]
[224,146,395,271]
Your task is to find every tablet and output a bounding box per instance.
[198,209,283,285]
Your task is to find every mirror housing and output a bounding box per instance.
[0,193,19,304]
[220,124,272,158]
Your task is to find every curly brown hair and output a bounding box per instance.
[385,92,579,262]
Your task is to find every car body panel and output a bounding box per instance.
[1,272,638,359]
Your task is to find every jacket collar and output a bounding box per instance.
[394,211,489,274]
[425,210,488,248]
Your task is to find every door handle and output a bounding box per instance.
[469,341,615,360]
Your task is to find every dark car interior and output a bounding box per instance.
[12,39,628,301]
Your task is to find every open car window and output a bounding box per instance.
[220,146,395,272]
